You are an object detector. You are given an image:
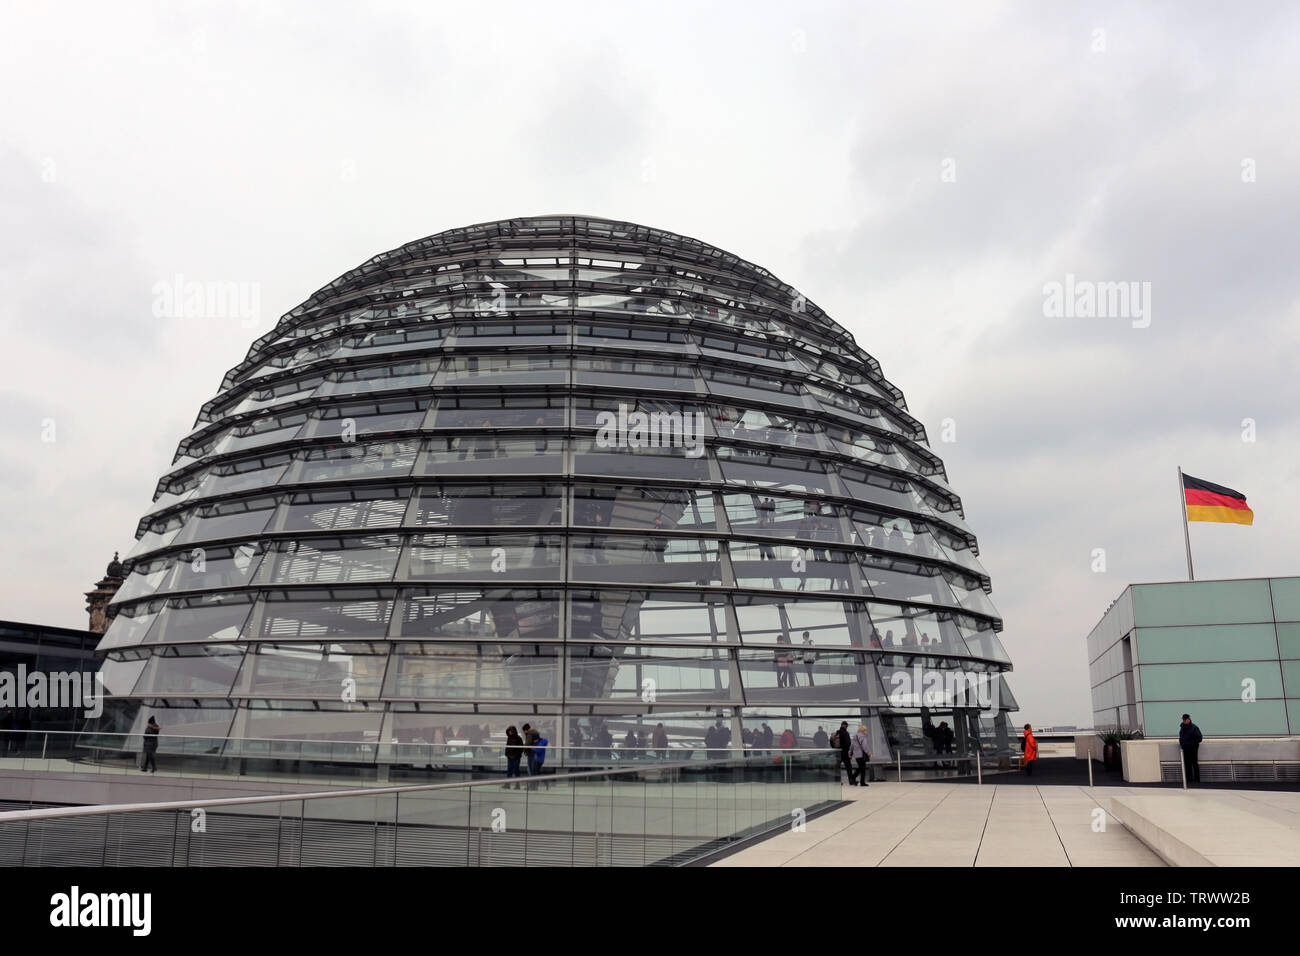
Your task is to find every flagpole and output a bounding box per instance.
[1178,465,1194,581]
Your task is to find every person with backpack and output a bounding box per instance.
[851,724,871,786]
[834,720,856,785]
[531,730,549,789]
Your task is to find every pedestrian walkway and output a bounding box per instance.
[712,781,1166,866]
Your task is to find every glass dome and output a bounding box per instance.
[98,215,1018,765]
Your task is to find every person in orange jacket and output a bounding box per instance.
[1021,723,1038,775]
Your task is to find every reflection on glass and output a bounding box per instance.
[570,535,723,586]
[408,533,563,582]
[384,643,561,699]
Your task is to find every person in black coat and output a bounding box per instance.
[836,720,857,785]
[141,715,161,773]
[504,725,524,786]
[935,721,955,754]
[1179,714,1204,783]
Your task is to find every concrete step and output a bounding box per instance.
[1108,793,1300,866]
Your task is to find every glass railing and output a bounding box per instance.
[0,729,1014,789]
[0,753,841,867]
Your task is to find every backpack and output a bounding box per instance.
[534,736,548,767]
[829,730,841,750]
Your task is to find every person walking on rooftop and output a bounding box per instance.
[835,720,857,786]
[1179,714,1203,783]
[652,722,669,760]
[851,724,871,786]
[1020,723,1037,776]
[141,715,161,773]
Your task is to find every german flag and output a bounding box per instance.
[1183,473,1253,525]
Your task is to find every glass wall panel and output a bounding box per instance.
[711,405,825,451]
[162,541,266,593]
[257,594,394,641]
[307,397,430,439]
[721,492,845,544]
[569,591,732,644]
[570,535,723,586]
[97,655,148,697]
[195,456,292,498]
[281,486,408,531]
[715,447,830,494]
[568,645,734,702]
[97,603,163,651]
[337,324,445,357]
[733,595,864,647]
[123,705,237,743]
[858,554,958,606]
[416,435,565,476]
[438,354,568,386]
[131,644,246,697]
[807,383,906,435]
[573,438,710,481]
[730,541,854,593]
[575,320,690,350]
[451,321,569,345]
[572,484,717,532]
[143,595,257,646]
[738,647,872,697]
[946,573,1000,618]
[407,533,564,582]
[174,495,279,546]
[240,705,384,747]
[573,357,696,390]
[399,589,561,642]
[320,358,437,397]
[850,511,951,563]
[383,643,561,700]
[294,440,419,483]
[411,483,564,527]
[219,411,310,454]
[255,535,401,585]
[430,394,566,429]
[866,603,970,655]
[230,642,388,699]
[112,560,173,604]
[703,366,807,408]
[125,517,184,560]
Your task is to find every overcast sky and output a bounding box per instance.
[2,1,1296,728]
